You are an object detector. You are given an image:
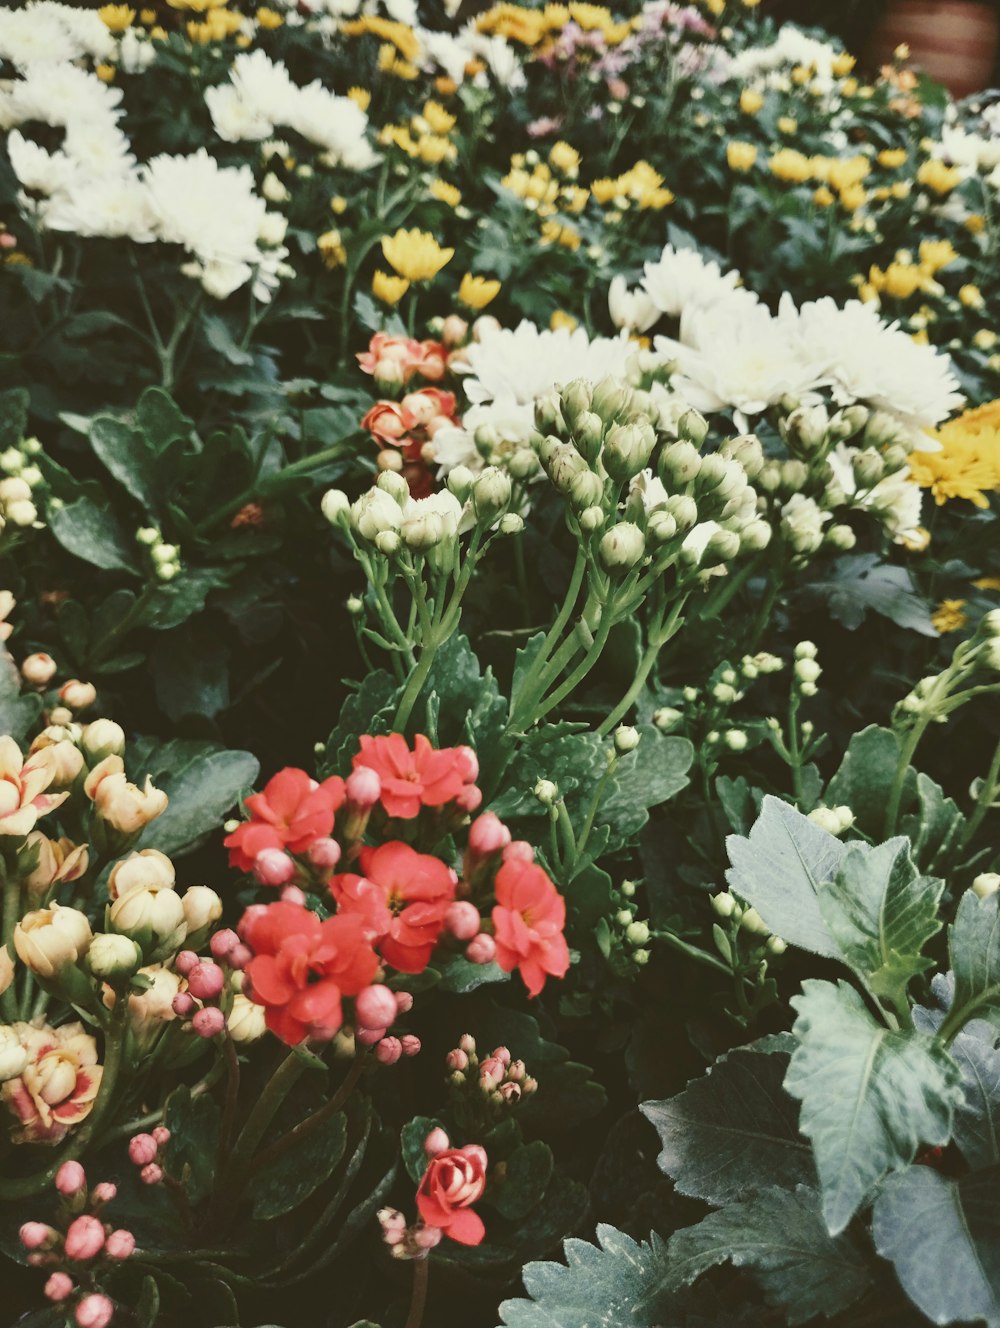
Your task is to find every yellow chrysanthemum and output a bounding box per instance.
[931,599,968,634]
[140,8,156,21]
[917,159,963,195]
[832,52,856,77]
[376,44,419,79]
[429,179,462,208]
[343,15,420,61]
[813,186,835,208]
[346,87,371,112]
[458,273,501,310]
[973,330,998,351]
[826,156,869,193]
[959,284,984,309]
[776,116,798,136]
[381,229,454,283]
[98,4,135,31]
[918,239,957,274]
[769,149,812,184]
[169,0,228,9]
[372,270,410,305]
[973,576,1000,592]
[317,230,346,270]
[739,88,764,114]
[330,195,348,215]
[95,62,116,80]
[256,6,282,27]
[726,142,757,173]
[909,405,1000,509]
[878,148,908,169]
[838,183,867,212]
[550,310,578,331]
[549,141,581,176]
[423,101,456,135]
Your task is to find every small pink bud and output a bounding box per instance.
[253,848,295,887]
[237,904,267,939]
[415,1224,443,1249]
[446,1048,468,1072]
[307,837,342,871]
[394,991,414,1014]
[356,1026,386,1046]
[382,1225,405,1246]
[75,1293,115,1328]
[174,950,199,977]
[458,1033,476,1054]
[65,1214,105,1261]
[424,1127,450,1157]
[466,933,496,964]
[210,929,239,960]
[192,1006,225,1038]
[346,765,381,808]
[455,745,479,782]
[280,884,307,905]
[499,1081,521,1103]
[354,984,398,1032]
[171,992,195,1017]
[375,1036,402,1065]
[468,812,511,856]
[187,961,224,1001]
[507,1060,526,1082]
[479,1056,504,1085]
[44,1272,74,1302]
[152,1125,170,1145]
[129,1133,158,1166]
[445,901,480,941]
[378,1207,406,1233]
[491,1046,511,1068]
[139,1163,162,1186]
[91,1182,117,1204]
[503,840,534,864]
[55,1160,87,1196]
[400,1034,421,1057]
[455,785,482,813]
[19,1222,57,1251]
[105,1229,135,1261]
[228,943,252,970]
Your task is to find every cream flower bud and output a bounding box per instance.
[647,510,678,545]
[546,445,588,494]
[603,421,656,484]
[109,886,186,958]
[350,488,402,542]
[653,706,682,731]
[972,873,1000,899]
[739,520,772,551]
[84,757,168,835]
[782,404,829,452]
[472,467,511,521]
[21,653,57,687]
[720,434,764,481]
[808,805,847,835]
[446,466,475,501]
[573,411,605,463]
[614,725,640,753]
[0,1025,28,1082]
[376,471,410,505]
[14,905,92,979]
[712,892,737,919]
[125,965,181,1032]
[560,380,594,430]
[677,407,708,446]
[579,506,605,533]
[181,886,222,934]
[599,522,645,572]
[533,778,558,805]
[401,511,445,551]
[321,489,350,526]
[664,493,698,531]
[590,376,632,425]
[569,470,604,512]
[795,658,821,686]
[87,933,143,981]
[59,680,97,711]
[108,849,175,901]
[81,720,125,763]
[375,530,401,556]
[508,449,539,481]
[740,906,769,936]
[227,992,266,1043]
[28,738,83,789]
[499,513,524,535]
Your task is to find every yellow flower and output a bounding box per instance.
[98,4,135,30]
[832,52,856,77]
[918,239,957,274]
[791,64,811,86]
[95,63,116,81]
[899,526,930,553]
[140,8,156,20]
[428,179,461,208]
[550,310,578,331]
[966,213,986,235]
[973,575,1000,591]
[704,0,724,15]
[890,180,911,200]
[874,261,923,300]
[740,88,764,115]
[549,141,581,176]
[910,405,1000,508]
[435,76,458,97]
[372,270,410,305]
[827,156,869,193]
[769,149,812,184]
[917,159,963,195]
[168,0,227,8]
[381,229,454,283]
[347,87,371,111]
[911,329,929,345]
[776,115,797,135]
[330,195,348,215]
[423,101,456,135]
[727,141,757,172]
[458,273,501,310]
[841,76,859,96]
[959,283,984,310]
[894,42,910,61]
[838,183,866,212]
[416,134,456,165]
[317,230,346,270]
[813,185,835,207]
[343,15,420,61]
[878,148,907,169]
[973,329,998,350]
[377,44,419,79]
[931,599,968,633]
[256,5,282,26]
[540,219,581,249]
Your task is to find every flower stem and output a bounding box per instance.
[404,1257,430,1328]
[959,734,1000,854]
[249,1053,365,1174]
[0,858,20,1021]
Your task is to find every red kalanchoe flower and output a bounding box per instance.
[416,1144,488,1246]
[361,400,416,445]
[331,841,456,973]
[491,856,570,997]
[241,901,378,1045]
[352,734,479,820]
[224,769,345,873]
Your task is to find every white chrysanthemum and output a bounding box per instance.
[227,49,297,119]
[727,26,840,87]
[462,321,636,411]
[419,29,472,84]
[608,275,659,333]
[9,63,123,132]
[0,0,113,68]
[934,125,1000,173]
[826,444,923,544]
[45,177,157,242]
[117,28,157,75]
[63,123,135,180]
[290,81,378,168]
[206,85,274,143]
[630,468,671,513]
[6,132,77,195]
[641,243,752,319]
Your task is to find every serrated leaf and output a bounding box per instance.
[901,771,966,875]
[725,796,845,959]
[666,1186,874,1325]
[641,1045,813,1204]
[951,1020,1000,1168]
[786,979,961,1234]
[490,729,607,820]
[252,1111,347,1219]
[947,890,1000,1035]
[825,725,913,842]
[323,671,400,777]
[48,496,139,574]
[872,1164,1000,1328]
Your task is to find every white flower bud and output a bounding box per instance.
[228,992,266,1043]
[972,873,1000,899]
[81,719,125,763]
[472,466,512,521]
[14,905,92,978]
[446,466,475,501]
[724,729,748,751]
[569,470,605,512]
[614,725,640,753]
[794,641,817,660]
[647,510,678,545]
[375,529,402,556]
[579,505,605,533]
[591,376,632,424]
[603,421,656,484]
[533,778,558,805]
[181,886,222,934]
[664,493,698,531]
[711,892,737,919]
[21,653,57,687]
[766,935,787,955]
[653,707,682,731]
[560,380,594,430]
[677,408,708,446]
[87,933,143,980]
[795,658,822,686]
[739,520,772,551]
[658,440,701,486]
[625,920,650,945]
[740,906,769,936]
[350,488,402,541]
[376,471,410,505]
[599,522,645,572]
[499,513,524,535]
[826,523,857,551]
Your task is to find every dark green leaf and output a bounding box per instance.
[134,744,259,858]
[89,416,157,510]
[0,652,42,743]
[596,729,693,851]
[137,387,190,450]
[134,1275,161,1328]
[0,387,29,447]
[947,890,1000,1034]
[493,1141,554,1220]
[951,1021,1000,1168]
[252,1111,347,1219]
[163,1087,221,1207]
[48,497,139,574]
[401,1116,443,1184]
[825,726,912,842]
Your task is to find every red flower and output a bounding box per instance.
[330,841,456,973]
[491,857,570,997]
[224,769,345,873]
[416,1145,488,1245]
[401,387,458,427]
[356,333,423,381]
[361,400,415,445]
[352,734,479,820]
[241,901,378,1045]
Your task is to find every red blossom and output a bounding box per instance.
[224,768,345,873]
[416,1145,488,1245]
[352,734,479,820]
[491,856,570,997]
[361,400,416,445]
[241,901,378,1045]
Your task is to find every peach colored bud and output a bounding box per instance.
[140,1163,162,1185]
[84,757,167,834]
[21,653,57,687]
[210,929,239,960]
[109,888,185,956]
[59,680,97,710]
[307,837,341,871]
[499,1081,521,1103]
[0,945,14,998]
[128,1134,157,1166]
[55,1160,86,1196]
[105,1229,135,1260]
[91,1182,117,1204]
[472,315,501,341]
[20,1222,58,1251]
[346,766,381,808]
[468,813,511,856]
[192,1006,225,1038]
[400,1034,421,1057]
[445,901,480,941]
[64,1214,105,1261]
[376,447,404,473]
[14,904,92,978]
[446,1048,468,1072]
[29,737,84,788]
[479,1056,504,1085]
[108,850,175,901]
[254,848,294,886]
[424,1126,450,1156]
[375,1036,402,1065]
[441,315,468,346]
[187,961,224,1000]
[466,933,496,964]
[45,1271,74,1302]
[48,707,74,726]
[75,1293,114,1328]
[81,719,125,763]
[181,887,222,934]
[458,1034,476,1054]
[507,1060,526,1082]
[394,991,413,1015]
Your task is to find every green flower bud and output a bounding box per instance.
[534,778,558,805]
[831,404,869,439]
[780,459,809,492]
[579,505,605,533]
[321,490,350,526]
[599,522,645,573]
[766,935,787,955]
[534,390,565,434]
[400,512,444,551]
[499,513,525,535]
[376,471,410,505]
[646,510,678,545]
[711,892,737,919]
[87,932,143,981]
[632,948,651,966]
[472,466,512,521]
[739,519,772,551]
[782,404,829,453]
[570,470,605,512]
[853,451,885,489]
[548,445,589,494]
[604,421,656,484]
[591,375,633,424]
[625,920,650,945]
[573,411,605,464]
[677,408,708,446]
[658,440,701,486]
[346,595,364,615]
[740,906,769,936]
[473,423,502,457]
[664,493,698,531]
[720,434,764,481]
[825,523,856,550]
[509,448,540,480]
[756,461,782,494]
[538,434,565,466]
[446,465,475,502]
[375,529,401,556]
[614,725,640,753]
[561,379,594,430]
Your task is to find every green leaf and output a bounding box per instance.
[666,1186,874,1325]
[0,652,42,744]
[89,415,157,511]
[252,1111,347,1219]
[641,1044,814,1204]
[947,889,1000,1035]
[419,633,508,766]
[490,730,606,820]
[0,387,29,447]
[435,954,508,993]
[163,1086,220,1207]
[595,728,693,851]
[136,387,190,450]
[132,741,259,858]
[134,1275,161,1328]
[951,1021,1000,1169]
[725,796,845,959]
[323,671,400,777]
[785,979,961,1234]
[825,726,913,842]
[901,772,966,875]
[493,1141,553,1220]
[150,628,230,721]
[48,497,139,574]
[872,1164,1000,1328]
[817,838,942,1007]
[498,1224,678,1328]
[400,1116,443,1184]
[808,555,936,637]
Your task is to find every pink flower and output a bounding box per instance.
[105,1229,135,1260]
[416,1145,488,1246]
[75,1294,114,1328]
[352,734,479,820]
[128,1133,157,1166]
[491,859,570,997]
[44,1271,74,1302]
[65,1214,105,1261]
[224,769,345,873]
[361,400,416,445]
[1,1021,101,1144]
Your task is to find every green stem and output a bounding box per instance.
[596,593,687,738]
[883,718,930,839]
[959,734,1000,853]
[529,613,616,724]
[1,859,20,1022]
[249,1053,365,1174]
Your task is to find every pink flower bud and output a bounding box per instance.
[375,1036,402,1065]
[91,1183,117,1205]
[128,1134,157,1166]
[479,1056,504,1083]
[445,1048,468,1072]
[455,785,483,813]
[187,961,224,1001]
[454,745,479,782]
[466,933,496,964]
[105,1229,135,1261]
[228,943,252,970]
[55,1160,87,1197]
[468,812,511,856]
[280,884,307,905]
[382,1225,405,1246]
[458,1033,476,1054]
[499,1081,521,1103]
[210,929,239,960]
[75,1293,115,1328]
[171,992,195,1018]
[394,991,414,1015]
[152,1126,170,1146]
[19,1222,57,1251]
[192,1006,225,1038]
[441,315,468,347]
[139,1163,162,1186]
[174,950,199,977]
[507,1060,526,1082]
[346,766,381,809]
[356,1026,386,1046]
[424,1127,450,1157]
[491,1046,511,1068]
[503,840,534,864]
[415,1224,443,1249]
[400,1034,421,1057]
[253,848,295,887]
[65,1215,105,1261]
[445,901,480,941]
[238,904,267,940]
[307,837,342,871]
[378,1207,406,1233]
[354,984,398,1032]
[45,1272,74,1302]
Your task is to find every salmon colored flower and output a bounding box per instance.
[491,856,569,997]
[416,1144,488,1245]
[331,841,456,973]
[361,400,416,445]
[225,769,346,873]
[1,1022,101,1144]
[0,737,68,839]
[352,734,479,820]
[83,757,167,835]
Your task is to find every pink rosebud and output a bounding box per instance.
[254,848,295,887]
[346,766,381,809]
[228,943,252,970]
[394,991,414,1015]
[187,961,224,1001]
[307,837,342,871]
[55,1160,87,1197]
[354,984,398,1032]
[280,884,307,906]
[455,785,483,813]
[192,1006,225,1038]
[503,841,534,864]
[128,1133,157,1166]
[375,1036,402,1065]
[491,1046,511,1068]
[424,1127,450,1157]
[237,904,268,940]
[499,1082,521,1103]
[400,1034,421,1057]
[139,1163,162,1186]
[152,1126,170,1146]
[75,1293,115,1328]
[171,992,195,1018]
[445,1048,468,1072]
[414,1224,443,1249]
[45,1272,74,1302]
[209,929,239,960]
[105,1229,135,1261]
[466,933,496,965]
[91,1183,117,1205]
[445,901,480,941]
[19,1222,57,1251]
[174,950,199,977]
[65,1215,105,1261]
[468,813,511,856]
[356,1026,386,1046]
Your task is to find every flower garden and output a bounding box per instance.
[1,0,1000,1325]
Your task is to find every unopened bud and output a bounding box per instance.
[614,725,640,753]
